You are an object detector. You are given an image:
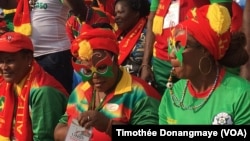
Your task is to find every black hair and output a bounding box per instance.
[19,49,33,56]
[91,22,114,30]
[115,0,150,18]
[218,32,249,68]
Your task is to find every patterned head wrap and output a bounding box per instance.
[176,3,231,60]
[71,24,119,60]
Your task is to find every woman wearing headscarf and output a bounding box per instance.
[54,24,161,141]
[158,3,250,125]
[140,0,232,95]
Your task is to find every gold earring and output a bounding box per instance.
[198,56,212,75]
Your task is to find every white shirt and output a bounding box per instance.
[30,0,71,57]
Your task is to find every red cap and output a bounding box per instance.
[0,32,33,52]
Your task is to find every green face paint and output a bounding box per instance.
[72,50,114,82]
[77,66,114,81]
[168,29,187,65]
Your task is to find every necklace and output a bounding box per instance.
[97,91,104,103]
[89,89,106,111]
[169,67,219,110]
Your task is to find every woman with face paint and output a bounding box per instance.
[158,4,250,125]
[54,24,161,141]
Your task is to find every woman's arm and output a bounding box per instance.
[63,0,87,22]
[54,123,69,141]
[140,11,155,82]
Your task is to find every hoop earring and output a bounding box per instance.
[199,56,212,75]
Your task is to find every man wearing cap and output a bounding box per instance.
[0,32,69,141]
[54,24,161,141]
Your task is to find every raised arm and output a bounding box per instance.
[63,0,87,22]
[140,10,155,82]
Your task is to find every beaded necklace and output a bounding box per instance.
[169,67,219,110]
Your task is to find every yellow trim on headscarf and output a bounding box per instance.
[207,4,231,34]
[78,40,93,60]
[0,135,10,141]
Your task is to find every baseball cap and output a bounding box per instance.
[0,32,33,52]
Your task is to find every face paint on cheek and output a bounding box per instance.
[98,66,114,77]
[92,51,114,77]
[175,47,184,66]
[72,51,115,82]
[168,38,175,54]
[173,29,187,66]
[71,59,93,81]
[168,37,184,66]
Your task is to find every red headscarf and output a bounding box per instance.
[177,4,231,60]
[71,24,119,60]
[231,1,243,33]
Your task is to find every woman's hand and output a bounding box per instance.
[77,110,110,132]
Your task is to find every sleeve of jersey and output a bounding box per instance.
[129,96,160,125]
[150,0,159,12]
[29,86,68,140]
[233,88,250,125]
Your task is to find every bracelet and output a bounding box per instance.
[105,119,113,134]
[141,64,151,69]
[139,64,152,72]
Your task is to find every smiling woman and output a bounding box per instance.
[0,32,69,140]
[0,50,32,83]
[114,0,150,77]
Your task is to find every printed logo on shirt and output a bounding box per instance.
[35,2,48,9]
[212,112,233,125]
[105,103,119,112]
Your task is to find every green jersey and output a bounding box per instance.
[159,70,250,125]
